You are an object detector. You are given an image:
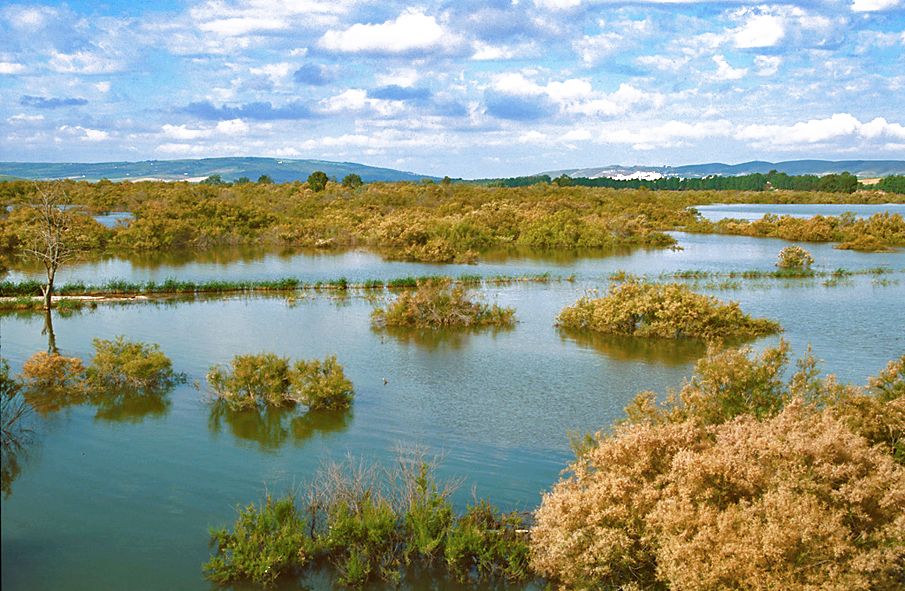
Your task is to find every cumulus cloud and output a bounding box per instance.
[598,120,734,150]
[191,0,352,36]
[318,9,461,54]
[851,0,902,11]
[711,55,747,81]
[49,51,123,74]
[737,113,905,146]
[59,125,109,142]
[734,13,786,48]
[0,62,26,74]
[20,95,88,109]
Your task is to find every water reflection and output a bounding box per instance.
[378,324,516,351]
[1,367,34,498]
[558,328,707,366]
[93,388,171,423]
[208,402,351,451]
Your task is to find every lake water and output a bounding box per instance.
[2,210,905,590]
[694,202,905,222]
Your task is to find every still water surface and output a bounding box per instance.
[2,221,904,590]
[694,202,905,222]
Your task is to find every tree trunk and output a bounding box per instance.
[43,267,55,310]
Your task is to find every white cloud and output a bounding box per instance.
[712,55,747,80]
[375,68,420,88]
[319,9,459,54]
[191,0,351,36]
[573,32,624,65]
[471,42,530,61]
[215,119,249,135]
[95,81,111,93]
[0,61,26,74]
[162,124,210,140]
[851,0,902,11]
[7,114,44,123]
[754,55,782,76]
[533,0,582,9]
[199,16,287,35]
[736,113,905,147]
[49,51,123,74]
[249,62,294,85]
[734,13,786,48]
[59,125,110,142]
[636,54,690,71]
[600,120,734,150]
[320,89,403,117]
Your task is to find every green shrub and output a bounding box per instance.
[205,496,312,587]
[445,501,531,583]
[86,336,178,392]
[289,356,354,411]
[371,278,515,329]
[558,280,780,341]
[776,245,814,270]
[208,353,354,411]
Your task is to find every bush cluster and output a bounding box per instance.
[371,278,515,329]
[532,345,905,591]
[775,245,814,270]
[207,353,354,411]
[557,280,781,341]
[205,457,530,588]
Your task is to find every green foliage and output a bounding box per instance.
[372,278,515,329]
[205,496,311,587]
[557,280,781,341]
[341,173,363,189]
[208,353,354,411]
[776,245,814,270]
[290,356,354,411]
[205,456,529,588]
[86,336,178,392]
[445,501,531,583]
[307,170,329,192]
[877,174,905,194]
[257,175,273,184]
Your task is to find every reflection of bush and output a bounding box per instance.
[558,327,706,366]
[378,323,514,351]
[2,359,33,498]
[208,402,351,450]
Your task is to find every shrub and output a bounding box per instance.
[557,280,780,341]
[776,245,814,270]
[208,353,354,411]
[289,356,354,411]
[532,348,905,591]
[371,278,515,329]
[20,352,88,412]
[205,455,528,588]
[205,496,312,587]
[86,336,178,392]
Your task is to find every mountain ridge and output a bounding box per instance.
[540,160,905,180]
[0,157,434,183]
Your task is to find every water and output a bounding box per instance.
[2,222,905,590]
[694,202,905,222]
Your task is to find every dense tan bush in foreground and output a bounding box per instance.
[532,345,905,591]
[557,280,780,341]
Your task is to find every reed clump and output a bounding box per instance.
[557,280,780,341]
[207,353,354,411]
[371,278,515,329]
[204,455,530,588]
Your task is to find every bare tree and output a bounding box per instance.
[21,184,77,310]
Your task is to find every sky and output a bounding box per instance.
[0,0,903,178]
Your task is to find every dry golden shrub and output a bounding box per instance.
[533,402,905,591]
[20,351,88,413]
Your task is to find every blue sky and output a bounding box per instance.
[1,0,903,177]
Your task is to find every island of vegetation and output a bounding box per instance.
[557,280,781,341]
[208,353,354,411]
[371,277,515,329]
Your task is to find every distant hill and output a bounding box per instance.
[0,157,434,183]
[542,160,905,180]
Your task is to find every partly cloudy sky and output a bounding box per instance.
[1,0,903,177]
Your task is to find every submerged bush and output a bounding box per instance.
[204,455,530,588]
[86,336,178,392]
[20,352,88,412]
[776,245,814,270]
[532,345,905,591]
[371,278,515,329]
[208,353,354,411]
[557,280,780,341]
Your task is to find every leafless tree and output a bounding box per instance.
[21,183,77,310]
